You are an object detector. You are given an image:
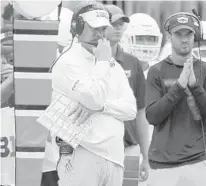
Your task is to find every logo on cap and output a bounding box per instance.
[177,17,188,24]
[96,10,109,19]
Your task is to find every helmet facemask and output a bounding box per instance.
[128,34,162,62]
[121,13,162,65]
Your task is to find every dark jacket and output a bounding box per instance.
[115,45,146,146]
[146,56,206,169]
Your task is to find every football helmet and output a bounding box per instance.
[192,21,206,62]
[121,13,162,63]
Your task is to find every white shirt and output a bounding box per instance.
[50,42,137,167]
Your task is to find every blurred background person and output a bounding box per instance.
[105,4,150,182]
[1,55,13,108]
[120,13,163,146]
[1,1,15,186]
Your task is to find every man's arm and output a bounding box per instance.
[136,108,149,158]
[146,65,185,126]
[1,74,13,107]
[52,53,111,111]
[134,60,149,159]
[103,64,137,121]
[189,80,206,119]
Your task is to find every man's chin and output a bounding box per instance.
[178,49,191,57]
[89,41,98,47]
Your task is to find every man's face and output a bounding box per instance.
[171,28,195,56]
[79,22,107,46]
[106,18,126,44]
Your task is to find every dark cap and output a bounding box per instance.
[167,13,198,33]
[105,4,129,23]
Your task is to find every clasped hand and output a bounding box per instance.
[178,57,197,88]
[68,103,95,125]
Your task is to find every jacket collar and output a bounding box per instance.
[115,44,124,64]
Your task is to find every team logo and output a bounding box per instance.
[177,17,188,24]
[96,10,109,19]
[163,79,176,87]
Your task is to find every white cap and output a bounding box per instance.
[79,10,112,28]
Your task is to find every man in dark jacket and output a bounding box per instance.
[105,4,150,182]
[145,12,206,185]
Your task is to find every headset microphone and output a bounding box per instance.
[81,41,98,47]
[192,9,200,20]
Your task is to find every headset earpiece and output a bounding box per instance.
[70,13,84,37]
[105,8,112,23]
[164,21,170,32]
[75,16,84,36]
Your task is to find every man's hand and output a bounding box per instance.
[1,63,13,80]
[188,58,197,87]
[139,157,150,182]
[177,61,191,88]
[93,38,112,61]
[68,103,95,125]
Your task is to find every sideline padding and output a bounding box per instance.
[14,19,59,31]
[123,145,140,186]
[0,107,15,186]
[15,111,48,148]
[14,40,57,68]
[14,20,58,69]
[14,18,59,186]
[14,74,52,106]
[16,157,44,186]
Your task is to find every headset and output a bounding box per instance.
[164,11,206,155]
[49,3,112,72]
[70,3,112,38]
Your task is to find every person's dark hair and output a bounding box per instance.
[2,3,13,21]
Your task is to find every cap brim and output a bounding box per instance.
[171,25,195,33]
[112,13,130,23]
[86,18,112,28]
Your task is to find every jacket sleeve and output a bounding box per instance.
[135,59,146,110]
[52,54,111,111]
[145,65,185,126]
[103,64,137,121]
[188,79,206,119]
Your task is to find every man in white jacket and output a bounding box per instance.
[50,2,137,186]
